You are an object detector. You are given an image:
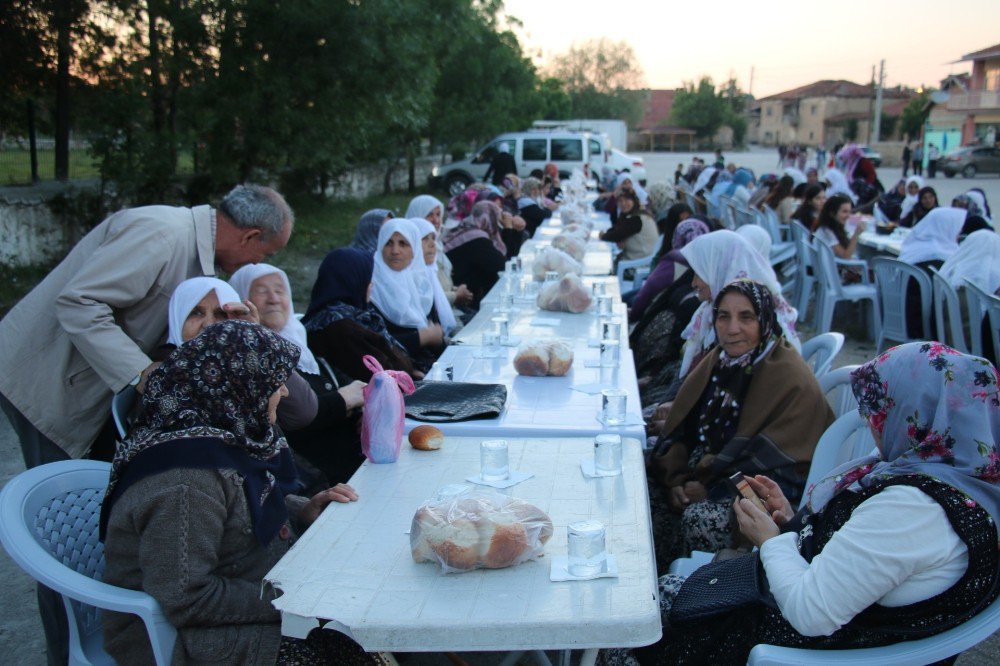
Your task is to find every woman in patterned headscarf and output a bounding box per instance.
[647,279,832,570]
[101,320,383,665]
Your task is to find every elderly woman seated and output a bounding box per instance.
[648,279,832,571]
[443,200,508,307]
[406,194,473,314]
[610,343,1000,664]
[101,320,385,664]
[229,264,368,484]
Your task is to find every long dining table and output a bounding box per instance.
[265,193,661,660]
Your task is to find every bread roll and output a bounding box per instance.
[408,425,444,450]
[410,494,553,572]
[513,344,550,376]
[546,341,574,376]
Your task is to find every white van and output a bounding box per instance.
[430,131,601,196]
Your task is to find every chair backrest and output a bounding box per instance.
[760,205,785,245]
[819,364,861,418]
[789,220,812,269]
[799,411,873,510]
[732,206,755,230]
[964,279,1000,361]
[811,240,845,299]
[872,256,932,349]
[930,268,969,353]
[800,332,844,378]
[112,386,139,439]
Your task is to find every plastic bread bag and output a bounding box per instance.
[513,339,574,377]
[536,274,593,314]
[410,488,553,573]
[551,233,587,262]
[360,355,415,463]
[531,247,583,282]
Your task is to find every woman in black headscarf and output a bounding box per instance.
[100,320,383,665]
[303,248,415,381]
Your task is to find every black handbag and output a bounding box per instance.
[404,381,507,422]
[668,551,773,625]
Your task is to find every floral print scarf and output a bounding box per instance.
[807,342,1000,523]
[101,320,302,544]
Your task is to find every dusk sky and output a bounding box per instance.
[503,0,1000,97]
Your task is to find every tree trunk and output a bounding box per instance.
[53,0,72,181]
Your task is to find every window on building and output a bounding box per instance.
[811,105,818,115]
[766,107,773,117]
[809,132,814,140]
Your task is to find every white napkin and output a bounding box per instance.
[472,349,507,359]
[596,414,644,427]
[465,470,534,489]
[584,358,619,368]
[571,382,608,395]
[580,455,621,478]
[550,554,620,581]
[530,317,561,327]
[500,336,522,347]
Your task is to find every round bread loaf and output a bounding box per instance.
[409,425,444,450]
[513,344,549,376]
[546,341,574,376]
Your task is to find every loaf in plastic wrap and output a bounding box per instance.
[531,247,583,281]
[536,274,592,313]
[512,340,574,377]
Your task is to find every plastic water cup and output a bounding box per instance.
[599,339,620,367]
[597,295,613,316]
[513,256,523,273]
[601,319,620,342]
[591,281,606,296]
[601,388,627,425]
[482,331,501,357]
[499,291,515,312]
[545,270,560,283]
[567,520,607,576]
[480,440,510,482]
[594,434,623,474]
[491,315,510,344]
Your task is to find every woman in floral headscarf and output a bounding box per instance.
[101,320,383,665]
[606,343,1000,665]
[647,279,832,570]
[442,200,508,306]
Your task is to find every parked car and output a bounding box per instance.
[605,148,647,186]
[860,145,882,168]
[940,146,1000,178]
[430,131,600,196]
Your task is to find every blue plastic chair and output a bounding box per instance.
[871,257,932,352]
[930,268,969,354]
[819,364,862,419]
[800,332,844,379]
[789,221,816,322]
[0,461,176,665]
[964,279,1000,362]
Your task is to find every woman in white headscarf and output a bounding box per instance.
[939,229,1000,295]
[166,277,247,347]
[412,218,460,334]
[898,207,966,267]
[678,230,800,377]
[823,168,857,204]
[370,218,445,367]
[406,194,473,311]
[736,224,772,261]
[228,264,369,484]
[898,175,925,221]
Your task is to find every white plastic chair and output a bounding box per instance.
[617,253,657,292]
[789,221,816,322]
[964,279,1000,362]
[759,206,796,265]
[871,256,932,352]
[732,206,755,230]
[800,332,844,379]
[819,364,862,419]
[930,268,969,353]
[811,241,880,339]
[111,386,138,439]
[0,461,176,665]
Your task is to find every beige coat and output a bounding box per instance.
[0,205,216,457]
[619,212,660,262]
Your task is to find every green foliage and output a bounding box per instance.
[546,39,646,127]
[879,113,898,141]
[899,93,931,141]
[671,76,750,144]
[845,119,859,142]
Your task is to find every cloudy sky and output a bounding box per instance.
[502,0,1000,97]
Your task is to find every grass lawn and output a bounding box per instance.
[0,149,195,185]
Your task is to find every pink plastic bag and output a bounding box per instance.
[360,355,416,463]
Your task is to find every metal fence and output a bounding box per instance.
[0,100,104,186]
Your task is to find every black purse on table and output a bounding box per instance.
[404,381,507,422]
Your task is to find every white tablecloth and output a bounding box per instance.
[263,436,661,652]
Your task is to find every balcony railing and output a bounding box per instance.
[946,89,1000,112]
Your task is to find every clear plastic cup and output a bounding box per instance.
[601,388,627,425]
[591,281,606,297]
[480,440,509,482]
[567,520,607,576]
[597,295,613,316]
[482,331,501,357]
[594,434,623,474]
[602,319,620,342]
[599,339,620,367]
[491,315,510,344]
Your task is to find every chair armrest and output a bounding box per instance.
[616,255,654,280]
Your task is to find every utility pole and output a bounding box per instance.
[871,59,885,144]
[749,66,755,97]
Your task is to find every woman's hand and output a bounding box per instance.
[299,484,359,527]
[852,219,867,238]
[454,284,474,306]
[223,299,260,324]
[746,475,795,527]
[734,496,780,548]
[500,211,514,229]
[418,323,445,347]
[338,380,366,412]
[682,480,707,502]
[669,481,705,512]
[511,215,527,232]
[652,401,673,423]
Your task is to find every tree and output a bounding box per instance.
[899,93,930,141]
[546,38,646,127]
[671,77,728,139]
